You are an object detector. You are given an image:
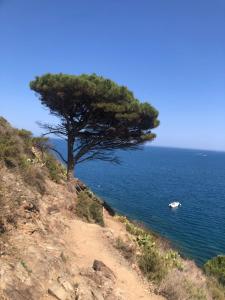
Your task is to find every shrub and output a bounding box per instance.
[138,246,167,282]
[118,218,182,282]
[159,269,208,300]
[0,134,24,167]
[204,256,225,286]
[0,117,66,188]
[76,191,104,226]
[22,165,46,195]
[115,237,135,260]
[184,279,208,300]
[126,221,145,236]
[16,129,33,150]
[207,277,225,300]
[45,154,66,183]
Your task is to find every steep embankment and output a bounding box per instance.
[0,165,162,300]
[0,117,162,299]
[0,117,224,300]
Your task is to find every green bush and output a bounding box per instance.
[0,119,32,168]
[138,246,167,282]
[45,154,66,183]
[117,217,182,283]
[16,129,33,150]
[204,256,225,286]
[0,135,23,167]
[0,117,66,187]
[76,191,104,226]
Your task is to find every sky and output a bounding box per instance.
[0,0,225,151]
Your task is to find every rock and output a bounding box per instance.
[57,277,74,292]
[74,283,93,300]
[102,201,115,216]
[48,282,70,300]
[104,229,114,239]
[106,291,124,300]
[75,283,104,300]
[23,202,39,213]
[80,267,104,286]
[93,260,116,281]
[74,179,87,192]
[91,289,104,300]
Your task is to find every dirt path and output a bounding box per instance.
[64,215,164,300]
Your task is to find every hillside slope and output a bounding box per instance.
[0,118,162,300]
[0,118,224,300]
[0,165,164,300]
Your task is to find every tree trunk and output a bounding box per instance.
[67,134,75,181]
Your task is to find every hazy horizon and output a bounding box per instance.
[49,137,225,153]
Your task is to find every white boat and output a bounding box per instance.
[169,201,181,208]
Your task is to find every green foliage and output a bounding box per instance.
[20,260,32,274]
[117,215,224,298]
[45,154,66,183]
[139,246,167,282]
[0,117,66,191]
[0,117,27,167]
[0,119,47,193]
[163,250,183,270]
[76,191,104,226]
[16,129,33,148]
[204,256,225,286]
[0,135,21,167]
[30,73,160,179]
[117,217,182,283]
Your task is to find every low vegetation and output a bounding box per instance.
[116,216,182,283]
[0,117,66,190]
[115,237,135,261]
[115,215,225,299]
[204,256,225,286]
[76,190,104,226]
[159,268,208,300]
[206,277,225,300]
[1,117,225,299]
[0,117,67,235]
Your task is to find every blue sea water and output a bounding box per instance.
[54,141,225,266]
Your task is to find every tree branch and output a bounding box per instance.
[48,146,67,164]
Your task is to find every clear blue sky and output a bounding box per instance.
[0,0,224,151]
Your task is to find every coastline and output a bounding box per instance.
[78,182,197,268]
[86,183,214,269]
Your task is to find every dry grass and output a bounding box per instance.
[206,277,225,300]
[159,268,208,300]
[0,117,67,235]
[0,117,66,194]
[22,165,46,195]
[115,237,136,261]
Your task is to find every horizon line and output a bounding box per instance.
[149,144,225,153]
[48,137,225,153]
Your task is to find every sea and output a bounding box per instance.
[54,141,225,266]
